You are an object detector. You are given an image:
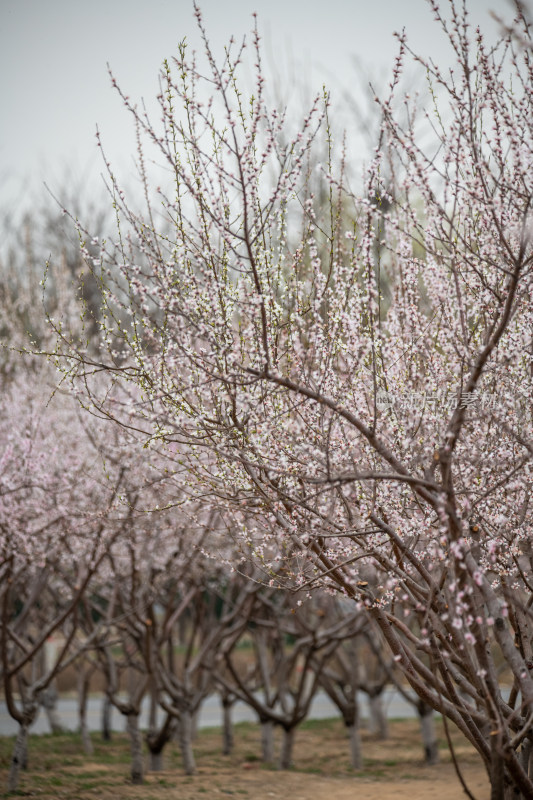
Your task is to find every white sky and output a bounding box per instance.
[1,0,507,212]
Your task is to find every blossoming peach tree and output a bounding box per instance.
[0,365,133,792]
[43,2,533,797]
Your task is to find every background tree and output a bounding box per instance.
[0,367,130,792]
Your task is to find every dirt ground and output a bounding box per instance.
[43,763,489,800]
[0,718,490,800]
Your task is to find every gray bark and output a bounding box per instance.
[80,716,93,757]
[8,723,29,793]
[418,703,439,765]
[261,720,275,763]
[222,701,234,755]
[191,708,199,741]
[520,740,532,779]
[101,695,112,741]
[367,693,388,740]
[40,685,64,734]
[489,732,507,800]
[149,751,163,772]
[179,710,196,775]
[126,713,144,785]
[171,717,181,742]
[279,726,295,770]
[78,671,93,755]
[148,683,158,731]
[347,721,362,769]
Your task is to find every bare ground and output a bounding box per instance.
[0,718,489,799]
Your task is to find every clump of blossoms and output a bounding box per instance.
[44,3,533,797]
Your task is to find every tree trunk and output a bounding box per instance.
[146,713,176,772]
[489,730,509,800]
[279,726,295,770]
[191,708,199,741]
[149,750,163,772]
[8,722,29,793]
[261,719,275,763]
[80,715,93,757]
[148,682,158,731]
[417,702,439,765]
[347,721,362,769]
[171,717,181,742]
[40,684,64,734]
[126,713,144,785]
[101,695,112,741]
[179,710,196,775]
[368,692,388,740]
[502,782,521,800]
[78,670,93,755]
[520,740,532,780]
[222,699,234,755]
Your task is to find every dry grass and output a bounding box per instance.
[0,717,490,799]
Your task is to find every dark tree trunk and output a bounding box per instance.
[146,712,176,772]
[78,670,93,755]
[222,698,234,755]
[101,695,112,741]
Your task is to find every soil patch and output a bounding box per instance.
[0,718,490,799]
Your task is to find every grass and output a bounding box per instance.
[0,717,488,800]
[299,716,338,731]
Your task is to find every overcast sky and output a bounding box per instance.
[1,0,507,212]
